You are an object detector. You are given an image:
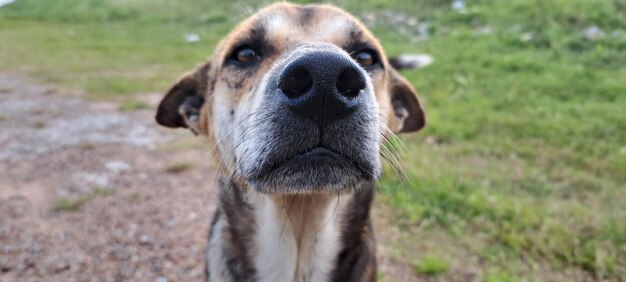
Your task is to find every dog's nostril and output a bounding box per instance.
[336,68,366,99]
[279,67,313,99]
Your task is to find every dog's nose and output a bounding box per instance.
[278,51,366,126]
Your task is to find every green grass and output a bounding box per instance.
[93,186,116,197]
[31,121,46,128]
[165,162,193,174]
[483,271,521,282]
[52,197,89,212]
[415,255,450,276]
[119,100,150,111]
[52,186,115,212]
[2,0,625,280]
[128,192,142,201]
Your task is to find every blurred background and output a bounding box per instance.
[0,0,625,281]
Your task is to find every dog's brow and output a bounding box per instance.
[255,7,361,45]
[324,18,352,34]
[264,11,288,34]
[249,24,266,41]
[296,6,316,25]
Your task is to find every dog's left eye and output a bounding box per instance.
[233,47,261,63]
[355,50,376,67]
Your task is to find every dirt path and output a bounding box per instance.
[0,73,218,281]
[0,73,423,282]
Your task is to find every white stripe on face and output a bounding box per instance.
[265,11,289,34]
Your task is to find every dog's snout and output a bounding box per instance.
[277,51,367,126]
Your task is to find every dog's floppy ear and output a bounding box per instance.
[388,68,426,133]
[156,62,211,135]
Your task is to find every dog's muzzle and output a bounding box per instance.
[239,44,381,193]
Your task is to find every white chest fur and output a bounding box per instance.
[253,194,346,282]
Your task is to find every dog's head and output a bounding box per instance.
[156,3,425,194]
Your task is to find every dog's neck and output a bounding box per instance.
[252,193,344,282]
[209,177,376,282]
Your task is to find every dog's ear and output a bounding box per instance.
[388,68,426,133]
[156,62,211,135]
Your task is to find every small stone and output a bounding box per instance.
[152,259,164,273]
[425,136,440,145]
[165,220,177,228]
[392,54,434,70]
[187,269,200,279]
[76,172,110,188]
[184,33,200,43]
[139,234,150,245]
[520,32,534,42]
[31,243,41,254]
[473,26,493,36]
[105,160,131,173]
[407,17,417,27]
[417,23,429,38]
[0,257,13,272]
[131,255,140,263]
[53,260,70,273]
[582,25,605,40]
[452,0,465,11]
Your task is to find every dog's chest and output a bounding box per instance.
[253,196,343,282]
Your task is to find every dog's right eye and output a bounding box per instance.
[231,47,261,64]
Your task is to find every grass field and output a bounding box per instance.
[1,0,625,280]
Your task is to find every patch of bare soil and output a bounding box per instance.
[0,73,216,281]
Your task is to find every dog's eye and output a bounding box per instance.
[355,50,375,66]
[233,47,261,63]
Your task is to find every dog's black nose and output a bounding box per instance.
[278,51,366,126]
[279,67,313,99]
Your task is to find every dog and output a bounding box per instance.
[155,3,425,281]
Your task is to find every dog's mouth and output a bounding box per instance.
[260,146,366,177]
[284,146,342,163]
[273,146,363,173]
[249,145,374,193]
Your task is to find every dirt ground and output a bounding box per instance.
[0,73,431,282]
[0,73,217,281]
